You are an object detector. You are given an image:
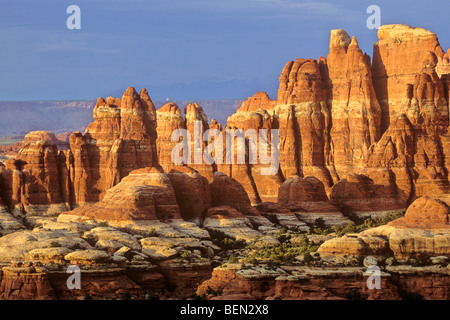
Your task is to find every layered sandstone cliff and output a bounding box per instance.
[0,24,449,300]
[2,24,449,217]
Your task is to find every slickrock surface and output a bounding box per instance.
[255,202,309,231]
[203,205,278,245]
[0,205,24,235]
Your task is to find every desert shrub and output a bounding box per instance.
[314,218,326,229]
[380,209,406,223]
[245,235,319,265]
[303,252,314,264]
[209,230,247,250]
[244,256,258,266]
[228,254,238,263]
[347,213,366,225]
[412,252,431,267]
[275,227,290,243]
[308,227,330,235]
[306,218,336,235]
[332,210,406,236]
[266,261,281,270]
[332,223,359,236]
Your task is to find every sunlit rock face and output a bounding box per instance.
[0,25,449,301]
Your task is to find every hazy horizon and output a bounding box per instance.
[0,0,449,101]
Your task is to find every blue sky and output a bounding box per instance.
[0,0,448,100]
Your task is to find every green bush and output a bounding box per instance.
[266,261,281,270]
[314,218,326,229]
[332,223,358,236]
[275,227,290,243]
[303,252,314,264]
[209,230,247,250]
[244,256,258,265]
[244,235,319,265]
[305,218,333,235]
[228,254,238,263]
[332,210,406,236]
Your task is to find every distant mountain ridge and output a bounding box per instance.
[0,99,243,137]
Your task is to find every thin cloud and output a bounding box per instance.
[92,0,363,20]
